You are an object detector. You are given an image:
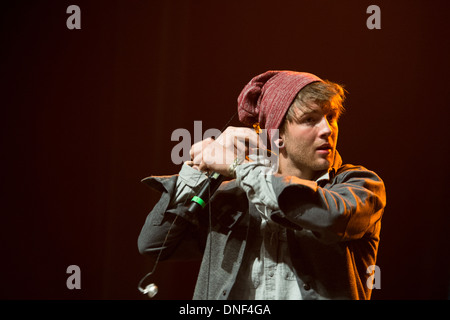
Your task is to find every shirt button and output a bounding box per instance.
[222,290,227,296]
[303,283,311,291]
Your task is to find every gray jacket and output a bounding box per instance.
[138,154,386,300]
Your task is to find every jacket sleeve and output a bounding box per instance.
[270,165,387,244]
[137,175,204,261]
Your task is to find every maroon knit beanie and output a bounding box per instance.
[237,70,323,140]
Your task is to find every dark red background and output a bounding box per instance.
[1,0,449,300]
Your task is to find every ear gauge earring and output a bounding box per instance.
[274,139,284,148]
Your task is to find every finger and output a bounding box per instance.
[233,138,248,160]
[189,137,215,161]
[192,154,203,166]
[212,127,259,162]
[197,160,209,173]
[189,138,209,160]
[223,127,263,149]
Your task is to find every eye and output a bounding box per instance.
[300,116,318,125]
[326,113,337,123]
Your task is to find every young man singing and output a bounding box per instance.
[138,70,387,300]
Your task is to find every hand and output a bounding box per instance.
[188,126,263,177]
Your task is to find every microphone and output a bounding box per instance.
[187,172,225,214]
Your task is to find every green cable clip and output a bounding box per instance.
[191,195,206,208]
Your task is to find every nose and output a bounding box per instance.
[318,116,333,137]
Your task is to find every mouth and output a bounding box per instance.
[316,143,333,154]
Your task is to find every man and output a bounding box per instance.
[138,70,387,300]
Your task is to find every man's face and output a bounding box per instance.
[279,102,339,180]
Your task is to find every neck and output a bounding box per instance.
[278,159,313,180]
[278,158,328,181]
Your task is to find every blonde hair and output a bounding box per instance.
[280,80,346,132]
